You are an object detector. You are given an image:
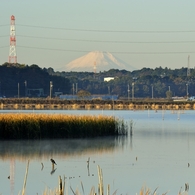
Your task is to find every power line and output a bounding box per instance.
[0,46,8,49]
[2,23,195,33]
[16,34,195,44]
[0,24,8,27]
[17,45,89,52]
[1,23,195,56]
[17,45,195,54]
[17,24,195,33]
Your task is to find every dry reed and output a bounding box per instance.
[18,161,188,195]
[22,160,30,195]
[0,113,127,139]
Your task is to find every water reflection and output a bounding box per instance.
[50,158,57,175]
[0,136,128,195]
[0,136,128,160]
[1,110,195,195]
[50,167,57,175]
[41,162,44,170]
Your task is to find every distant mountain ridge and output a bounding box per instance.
[64,51,135,72]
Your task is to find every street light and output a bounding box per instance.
[108,86,110,95]
[24,80,27,97]
[132,82,134,100]
[50,81,53,99]
[72,83,75,96]
[18,83,20,98]
[76,83,78,94]
[127,84,130,100]
[186,83,189,98]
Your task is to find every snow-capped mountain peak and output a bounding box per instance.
[64,51,135,72]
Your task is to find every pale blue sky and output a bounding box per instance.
[1,0,195,71]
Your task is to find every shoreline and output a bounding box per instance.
[0,98,195,110]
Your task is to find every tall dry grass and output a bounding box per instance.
[0,114,127,139]
[17,161,188,195]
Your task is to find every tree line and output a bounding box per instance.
[0,63,70,98]
[0,62,194,99]
[49,66,195,99]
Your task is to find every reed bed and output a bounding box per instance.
[0,113,127,140]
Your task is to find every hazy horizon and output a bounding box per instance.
[1,1,195,71]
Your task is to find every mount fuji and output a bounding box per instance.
[64,51,135,72]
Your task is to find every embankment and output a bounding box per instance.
[0,98,195,110]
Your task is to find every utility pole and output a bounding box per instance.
[187,55,190,77]
[18,83,19,98]
[127,84,130,100]
[24,80,27,97]
[186,83,189,98]
[93,61,96,79]
[108,86,110,95]
[76,83,78,94]
[50,81,53,98]
[73,83,75,96]
[132,82,134,100]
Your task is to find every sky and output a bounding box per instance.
[1,0,195,71]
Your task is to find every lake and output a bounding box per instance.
[0,109,194,195]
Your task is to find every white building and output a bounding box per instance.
[104,77,114,82]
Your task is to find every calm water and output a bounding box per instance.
[0,109,195,195]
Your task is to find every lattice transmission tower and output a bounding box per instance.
[8,15,17,64]
[187,55,190,77]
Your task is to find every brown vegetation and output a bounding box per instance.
[0,113,127,140]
